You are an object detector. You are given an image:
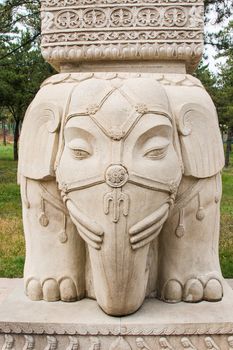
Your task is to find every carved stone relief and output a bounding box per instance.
[204,337,220,350]
[66,336,79,350]
[23,335,35,350]
[41,0,203,7]
[158,337,174,349]
[18,73,225,316]
[40,72,204,88]
[110,337,131,350]
[89,337,101,350]
[44,336,58,350]
[228,336,233,350]
[2,335,15,350]
[17,0,224,313]
[135,337,151,350]
[2,0,230,345]
[40,0,204,72]
[41,6,202,31]
[180,337,196,349]
[0,334,233,350]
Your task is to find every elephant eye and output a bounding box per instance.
[68,139,92,160]
[72,149,90,159]
[142,136,170,160]
[143,146,168,160]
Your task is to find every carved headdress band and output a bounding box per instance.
[57,164,179,196]
[64,83,172,139]
[66,105,172,142]
[55,78,175,169]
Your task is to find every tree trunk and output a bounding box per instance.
[2,120,7,146]
[225,128,232,167]
[13,119,20,161]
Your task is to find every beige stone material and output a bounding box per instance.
[0,279,21,304]
[40,0,204,73]
[0,280,233,349]
[18,72,224,316]
[4,0,229,343]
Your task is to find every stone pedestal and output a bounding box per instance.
[4,0,229,348]
[1,280,233,350]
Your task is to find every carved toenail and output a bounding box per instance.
[162,279,183,303]
[26,279,42,301]
[204,279,223,302]
[183,278,203,302]
[59,278,77,302]
[42,278,60,301]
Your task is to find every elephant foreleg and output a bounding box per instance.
[21,176,85,302]
[157,173,223,303]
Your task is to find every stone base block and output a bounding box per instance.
[1,280,233,349]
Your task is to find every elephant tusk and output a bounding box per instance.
[66,199,104,236]
[130,210,169,245]
[131,229,163,250]
[69,212,102,250]
[75,218,103,244]
[77,229,101,250]
[129,202,169,235]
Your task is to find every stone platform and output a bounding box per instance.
[0,280,233,349]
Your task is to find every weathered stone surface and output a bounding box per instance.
[40,0,204,73]
[0,279,21,304]
[16,0,225,322]
[18,72,225,316]
[0,280,233,349]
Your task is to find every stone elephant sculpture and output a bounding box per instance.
[18,73,225,316]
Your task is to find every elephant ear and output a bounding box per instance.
[19,102,61,180]
[176,103,224,178]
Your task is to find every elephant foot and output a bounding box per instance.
[161,276,223,303]
[26,277,78,302]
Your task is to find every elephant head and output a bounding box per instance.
[18,74,224,316]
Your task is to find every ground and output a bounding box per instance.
[0,144,233,278]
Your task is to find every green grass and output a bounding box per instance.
[0,144,233,278]
[219,152,233,277]
[0,144,14,161]
[0,144,25,277]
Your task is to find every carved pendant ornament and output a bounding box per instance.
[104,165,130,223]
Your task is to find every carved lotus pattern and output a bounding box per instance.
[40,0,204,71]
[106,165,128,188]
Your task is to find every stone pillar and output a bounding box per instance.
[2,0,231,348]
[40,0,204,73]
[17,0,226,314]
